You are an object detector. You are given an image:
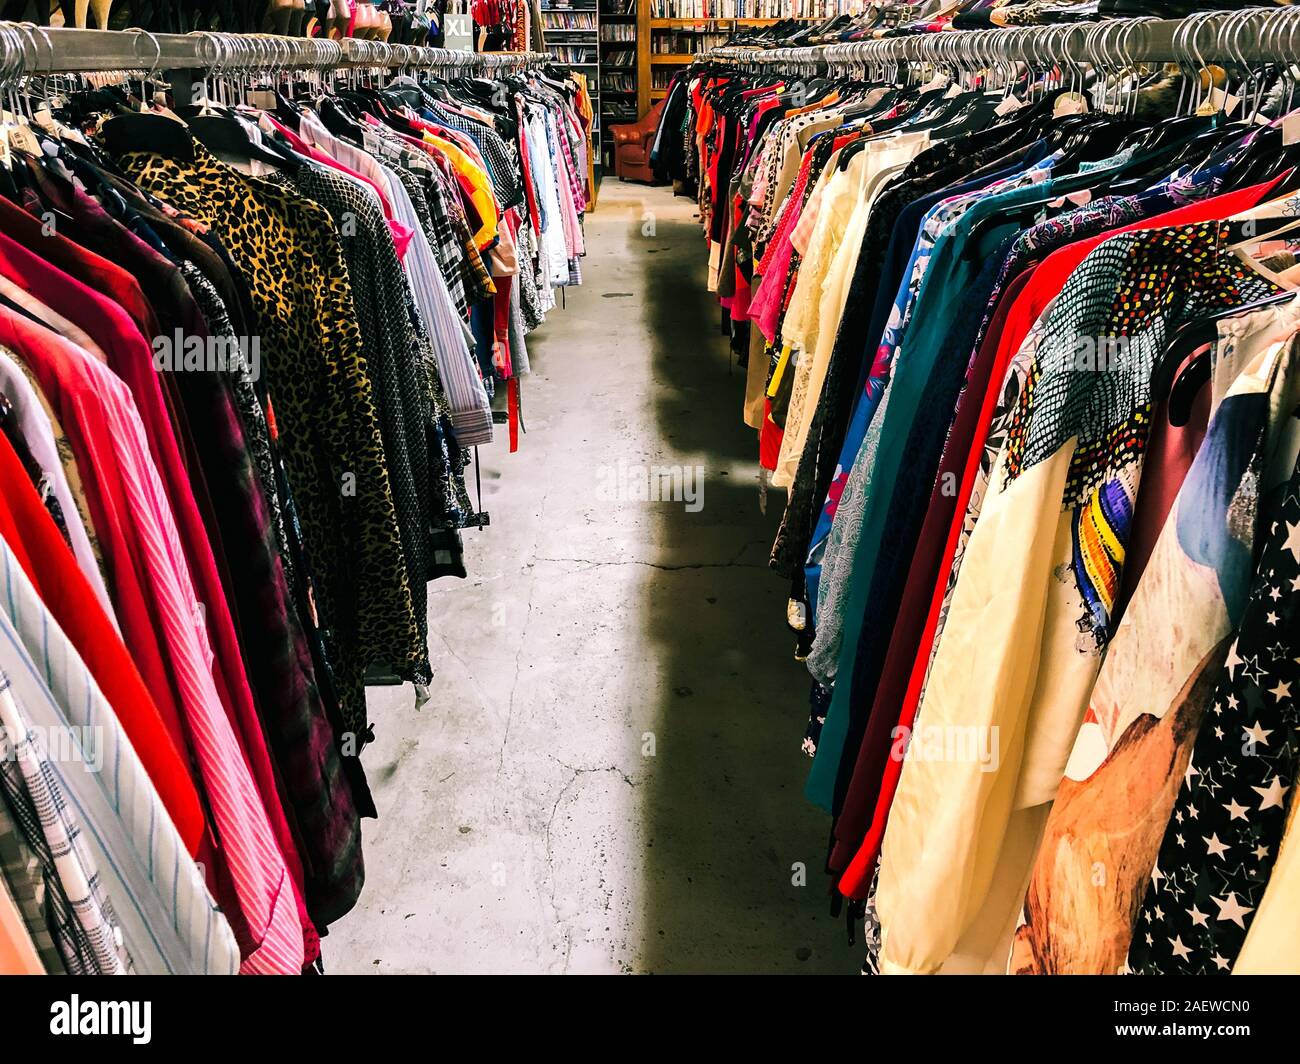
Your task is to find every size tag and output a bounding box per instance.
[994,95,1024,117]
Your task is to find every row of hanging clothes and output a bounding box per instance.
[0,29,588,975]
[654,9,1300,976]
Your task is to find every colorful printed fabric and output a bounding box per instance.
[1011,304,1300,976]
[1127,410,1300,974]
[873,223,1283,976]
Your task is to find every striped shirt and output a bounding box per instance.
[8,318,303,975]
[0,540,239,974]
[0,672,130,974]
[0,766,70,972]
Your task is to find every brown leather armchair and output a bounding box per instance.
[611,98,666,184]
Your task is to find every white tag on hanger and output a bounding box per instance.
[7,121,41,158]
[943,82,964,99]
[1284,111,1300,146]
[1196,87,1240,118]
[994,95,1024,117]
[1053,91,1089,118]
[33,106,90,147]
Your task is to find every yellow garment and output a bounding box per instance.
[778,148,854,357]
[775,132,928,490]
[570,72,594,138]
[877,441,1080,975]
[767,342,794,398]
[422,132,499,248]
[1235,797,1300,974]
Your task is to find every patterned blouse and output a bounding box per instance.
[108,124,426,737]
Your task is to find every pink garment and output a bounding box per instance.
[552,131,584,261]
[561,109,589,215]
[261,112,413,261]
[758,145,818,275]
[0,305,304,976]
[748,199,799,341]
[0,227,314,967]
[747,147,822,341]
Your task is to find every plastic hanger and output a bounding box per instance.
[1153,289,1298,421]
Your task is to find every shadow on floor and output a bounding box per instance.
[628,206,861,974]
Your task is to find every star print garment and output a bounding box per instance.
[1010,306,1300,975]
[1126,403,1300,975]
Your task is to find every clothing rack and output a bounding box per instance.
[0,23,552,79]
[699,8,1300,76]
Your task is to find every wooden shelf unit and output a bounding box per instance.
[636,9,823,116]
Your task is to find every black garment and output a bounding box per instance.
[174,263,369,925]
[651,74,691,184]
[265,159,441,646]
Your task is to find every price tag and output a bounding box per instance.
[1284,111,1300,146]
[1053,91,1089,118]
[1196,87,1240,117]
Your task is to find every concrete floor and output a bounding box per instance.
[329,179,860,974]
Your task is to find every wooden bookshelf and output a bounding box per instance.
[636,1,652,119]
[650,16,789,25]
[600,2,640,166]
[636,8,822,116]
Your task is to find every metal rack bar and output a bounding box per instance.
[698,9,1300,73]
[0,23,553,77]
[0,11,1291,92]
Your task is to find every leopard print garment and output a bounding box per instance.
[112,134,426,737]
